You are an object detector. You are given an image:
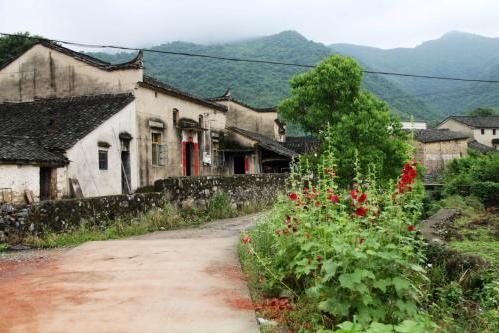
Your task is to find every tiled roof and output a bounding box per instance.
[443,116,499,129]
[139,76,227,112]
[468,140,496,153]
[0,136,67,164]
[208,90,277,113]
[227,126,298,158]
[0,93,135,163]
[410,129,469,143]
[0,41,144,72]
[283,136,322,154]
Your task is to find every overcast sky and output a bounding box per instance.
[1,0,498,50]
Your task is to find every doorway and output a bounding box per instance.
[234,155,245,174]
[120,135,132,194]
[185,142,194,176]
[40,167,53,201]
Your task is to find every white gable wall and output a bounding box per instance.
[0,44,143,102]
[65,101,139,197]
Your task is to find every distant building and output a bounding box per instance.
[411,129,469,181]
[401,121,427,130]
[208,90,294,174]
[437,116,499,150]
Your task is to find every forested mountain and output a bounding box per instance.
[331,31,499,118]
[88,31,437,122]
[88,31,499,123]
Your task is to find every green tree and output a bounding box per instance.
[0,32,39,67]
[467,107,499,117]
[279,55,410,183]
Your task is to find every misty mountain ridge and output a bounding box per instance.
[88,30,499,123]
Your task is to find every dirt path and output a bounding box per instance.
[0,213,264,333]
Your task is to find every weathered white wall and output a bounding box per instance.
[0,44,143,102]
[65,101,139,197]
[438,119,498,147]
[218,100,281,140]
[134,87,226,186]
[0,164,40,204]
[472,128,498,147]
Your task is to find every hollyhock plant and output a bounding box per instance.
[241,151,430,331]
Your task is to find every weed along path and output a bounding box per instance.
[0,213,263,333]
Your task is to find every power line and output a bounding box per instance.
[2,32,499,84]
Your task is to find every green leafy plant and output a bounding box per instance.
[241,132,435,331]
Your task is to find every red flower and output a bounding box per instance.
[350,189,359,200]
[358,192,368,204]
[242,236,252,244]
[355,206,369,217]
[328,194,340,203]
[407,225,416,232]
[289,193,299,201]
[316,255,323,262]
[315,201,322,207]
[327,188,334,194]
[303,187,309,194]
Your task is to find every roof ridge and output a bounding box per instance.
[0,40,143,72]
[0,92,134,105]
[140,76,227,112]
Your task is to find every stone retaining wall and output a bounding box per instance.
[0,174,288,243]
[154,174,288,210]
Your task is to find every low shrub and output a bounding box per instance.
[444,152,499,206]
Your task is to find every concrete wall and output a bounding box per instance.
[65,100,139,197]
[0,44,142,102]
[415,139,468,181]
[218,100,283,141]
[0,174,288,243]
[0,165,40,204]
[134,87,226,186]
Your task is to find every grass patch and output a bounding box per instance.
[450,241,499,266]
[0,243,8,252]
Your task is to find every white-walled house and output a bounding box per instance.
[0,40,294,203]
[0,94,138,203]
[437,116,499,150]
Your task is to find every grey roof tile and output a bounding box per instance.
[227,126,298,158]
[0,93,135,163]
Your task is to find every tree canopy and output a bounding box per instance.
[279,55,410,182]
[0,32,39,68]
[467,107,499,117]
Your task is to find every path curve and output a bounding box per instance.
[0,213,264,333]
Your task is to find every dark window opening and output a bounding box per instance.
[481,129,485,135]
[173,108,179,126]
[493,129,497,135]
[98,150,108,170]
